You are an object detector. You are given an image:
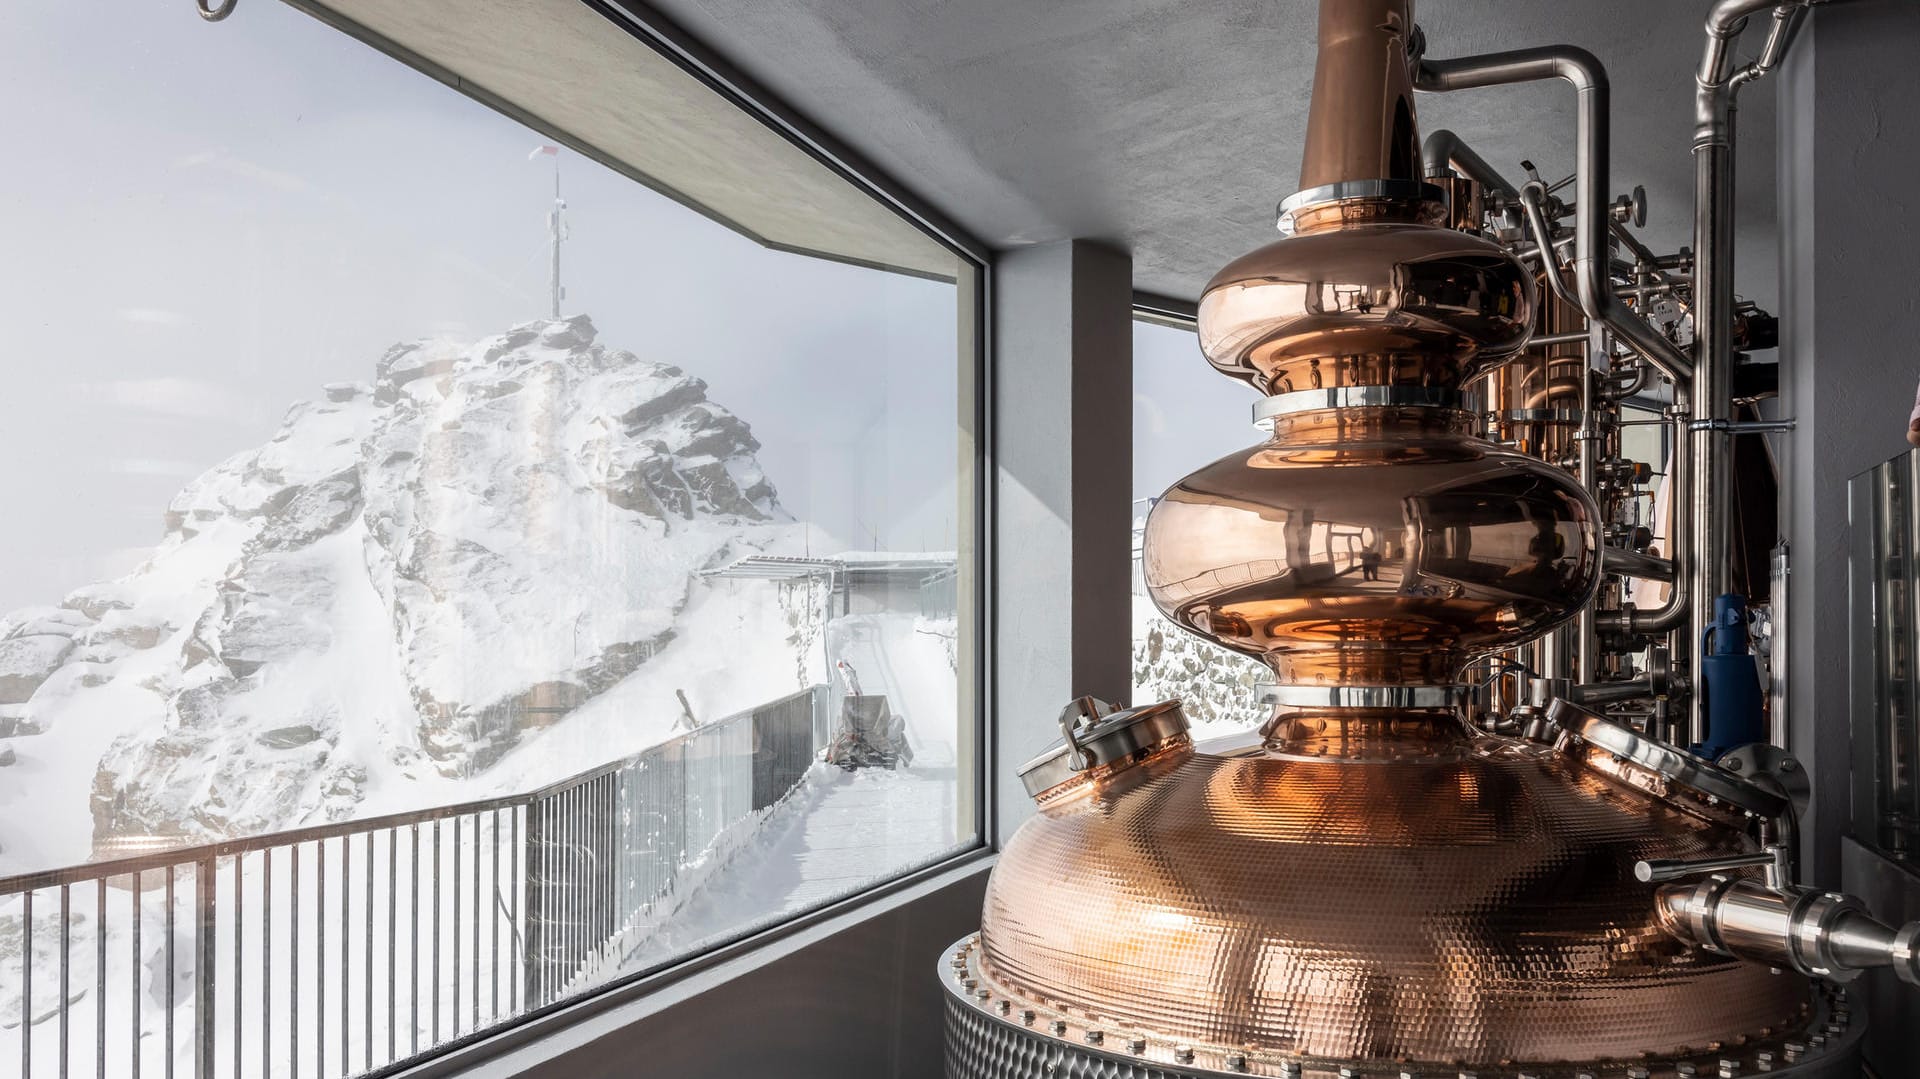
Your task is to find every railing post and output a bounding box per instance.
[195,856,216,1079]
[522,798,543,1009]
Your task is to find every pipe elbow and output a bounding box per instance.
[1545,45,1606,94]
[1572,256,1614,319]
[1421,129,1459,178]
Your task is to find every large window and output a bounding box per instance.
[1130,316,1267,732]
[0,1,980,1075]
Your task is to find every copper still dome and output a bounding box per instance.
[943,1,1850,1075]
[972,715,1810,1070]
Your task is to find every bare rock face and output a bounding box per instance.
[2,316,796,854]
[0,634,75,705]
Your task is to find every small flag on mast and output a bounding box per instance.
[528,144,559,160]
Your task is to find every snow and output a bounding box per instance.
[618,764,960,971]
[829,549,958,565]
[614,611,964,972]
[0,315,967,1077]
[0,315,818,876]
[0,603,962,1079]
[1130,592,1268,736]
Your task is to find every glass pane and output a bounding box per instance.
[1850,449,1920,861]
[0,2,977,1074]
[1130,318,1268,733]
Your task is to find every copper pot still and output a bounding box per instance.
[942,2,1857,1076]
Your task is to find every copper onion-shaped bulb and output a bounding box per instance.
[1141,1,1599,691]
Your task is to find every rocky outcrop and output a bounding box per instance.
[1,316,798,854]
[1131,602,1268,732]
[0,635,74,704]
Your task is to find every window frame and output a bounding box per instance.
[244,0,1000,1069]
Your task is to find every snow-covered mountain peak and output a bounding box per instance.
[0,317,813,870]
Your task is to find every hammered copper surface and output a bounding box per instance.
[1142,407,1600,684]
[977,727,1810,1066]
[968,0,1815,1071]
[945,957,1859,1079]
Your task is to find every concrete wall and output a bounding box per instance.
[991,240,1136,842]
[1778,1,1920,891]
[428,862,991,1079]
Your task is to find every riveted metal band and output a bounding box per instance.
[940,933,1861,1079]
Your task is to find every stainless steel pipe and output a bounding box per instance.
[1420,128,1519,203]
[1417,49,1694,388]
[1657,875,1920,985]
[1602,544,1676,584]
[1687,0,1810,742]
[1577,325,1605,684]
[1417,48,1695,656]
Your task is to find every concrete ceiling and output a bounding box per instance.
[634,0,1783,308]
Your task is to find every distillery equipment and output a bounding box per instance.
[942,2,1920,1076]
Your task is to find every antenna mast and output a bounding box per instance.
[530,144,566,318]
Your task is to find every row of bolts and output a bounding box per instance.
[951,949,1847,1077]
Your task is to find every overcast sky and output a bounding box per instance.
[1133,320,1265,505]
[0,1,963,612]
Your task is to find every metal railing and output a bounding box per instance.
[0,684,827,1079]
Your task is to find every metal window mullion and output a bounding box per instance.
[338,836,348,1072]
[315,841,324,1079]
[263,849,272,1079]
[164,867,174,1079]
[232,855,242,1079]
[430,820,440,1047]
[451,815,462,1037]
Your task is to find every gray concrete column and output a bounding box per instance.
[1778,1,1920,890]
[1779,9,1920,1072]
[992,240,1134,843]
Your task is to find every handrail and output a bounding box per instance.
[1,683,830,1079]
[0,684,823,894]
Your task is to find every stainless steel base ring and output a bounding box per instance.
[941,933,1866,1079]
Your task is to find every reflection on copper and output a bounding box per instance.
[978,735,1807,1064]
[1297,0,1422,191]
[1143,406,1599,684]
[1477,270,1591,460]
[1197,222,1534,397]
[967,0,1813,1071]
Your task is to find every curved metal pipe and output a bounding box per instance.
[1594,405,1693,637]
[1418,46,1694,641]
[1688,0,1808,741]
[1698,2,1807,134]
[1601,360,1652,404]
[1421,129,1519,203]
[1603,545,1676,584]
[1417,49,1693,389]
[1518,183,1583,312]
